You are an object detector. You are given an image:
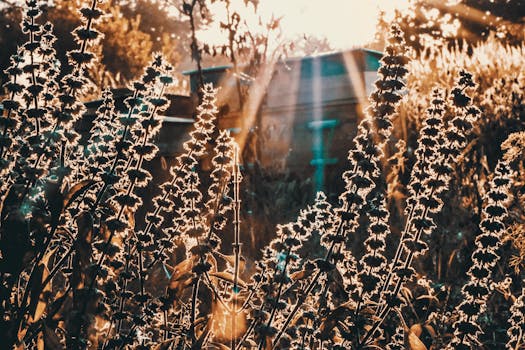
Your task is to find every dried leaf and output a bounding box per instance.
[211,300,246,342]
[27,263,45,321]
[62,180,96,211]
[192,317,211,350]
[410,324,423,337]
[290,269,311,281]
[170,257,196,282]
[424,324,436,338]
[32,263,51,322]
[215,252,245,272]
[37,331,44,350]
[153,338,175,350]
[30,249,56,321]
[209,271,246,288]
[47,290,71,322]
[407,330,427,350]
[168,257,197,302]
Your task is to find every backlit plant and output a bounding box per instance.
[0,1,524,350]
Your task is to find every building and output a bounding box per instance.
[81,48,382,198]
[183,48,382,194]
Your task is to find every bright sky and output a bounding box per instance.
[196,0,411,50]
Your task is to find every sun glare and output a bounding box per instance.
[196,0,411,50]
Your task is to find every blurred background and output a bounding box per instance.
[1,0,525,261]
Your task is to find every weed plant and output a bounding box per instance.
[0,1,524,349]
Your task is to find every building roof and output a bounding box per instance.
[182,48,383,77]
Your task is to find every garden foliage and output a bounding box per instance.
[0,1,524,349]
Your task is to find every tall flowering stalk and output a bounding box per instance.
[37,0,102,179]
[1,1,62,191]
[507,288,525,350]
[446,131,525,349]
[80,89,119,191]
[150,96,241,349]
[359,72,480,348]
[260,25,410,349]
[376,88,447,304]
[447,161,512,349]
[94,56,173,349]
[247,195,321,349]
[0,51,24,189]
[141,84,218,257]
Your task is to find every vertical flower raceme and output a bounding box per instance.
[446,131,525,350]
[0,51,25,190]
[89,59,165,215]
[319,24,409,347]
[266,24,410,349]
[145,86,240,349]
[359,73,480,349]
[21,0,47,136]
[368,24,410,146]
[337,23,409,281]
[356,192,390,301]
[39,23,60,113]
[338,22,410,251]
[447,161,512,350]
[407,89,446,201]
[100,56,170,238]
[96,56,173,348]
[44,0,103,177]
[241,194,324,349]
[142,83,218,263]
[378,88,446,302]
[205,130,236,235]
[396,74,478,288]
[5,1,57,185]
[506,288,525,350]
[81,89,119,188]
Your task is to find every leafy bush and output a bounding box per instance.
[1,1,524,350]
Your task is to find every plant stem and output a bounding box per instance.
[231,144,241,350]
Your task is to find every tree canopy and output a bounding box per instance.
[0,0,187,89]
[375,0,525,53]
